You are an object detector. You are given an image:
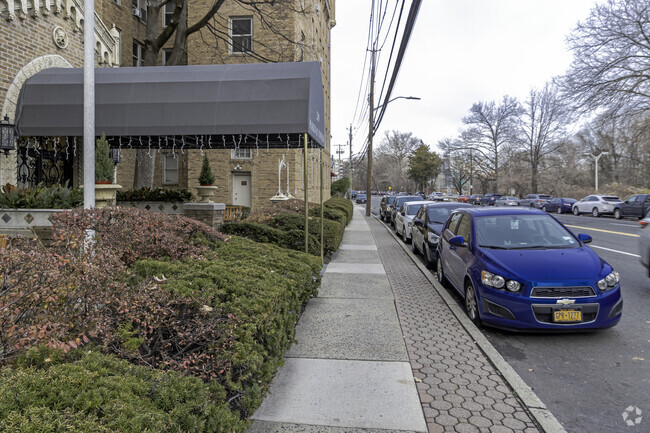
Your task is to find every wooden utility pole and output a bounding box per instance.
[366,48,375,217]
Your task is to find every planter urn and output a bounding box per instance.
[196,185,218,203]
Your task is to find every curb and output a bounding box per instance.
[371,213,567,433]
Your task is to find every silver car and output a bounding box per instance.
[640,210,650,277]
[572,194,622,217]
[395,200,432,243]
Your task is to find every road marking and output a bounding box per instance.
[565,224,639,238]
[610,223,635,227]
[591,245,640,258]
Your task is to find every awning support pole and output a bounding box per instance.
[304,133,309,254]
[83,0,95,209]
[320,148,324,264]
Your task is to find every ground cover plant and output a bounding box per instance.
[0,206,321,431]
[117,186,193,202]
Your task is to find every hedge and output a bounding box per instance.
[324,197,353,224]
[221,221,321,256]
[309,206,347,229]
[0,348,243,432]
[331,177,350,197]
[267,213,343,256]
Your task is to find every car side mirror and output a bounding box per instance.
[400,211,405,216]
[449,235,465,247]
[578,233,592,244]
[414,219,423,227]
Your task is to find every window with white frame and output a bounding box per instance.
[133,40,144,66]
[162,154,179,184]
[231,148,252,159]
[132,0,147,22]
[162,48,173,65]
[230,17,252,54]
[163,1,175,27]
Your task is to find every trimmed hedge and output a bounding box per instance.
[0,348,243,432]
[268,213,342,256]
[309,206,347,229]
[331,177,350,197]
[221,221,321,256]
[324,197,353,224]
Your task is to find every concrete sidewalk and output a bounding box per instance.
[248,207,561,432]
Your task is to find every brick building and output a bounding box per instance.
[1,0,335,211]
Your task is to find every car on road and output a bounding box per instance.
[395,200,432,243]
[480,193,502,206]
[612,194,650,220]
[572,195,622,217]
[639,210,650,277]
[469,194,483,206]
[458,195,470,203]
[429,192,449,202]
[495,196,520,206]
[355,193,367,204]
[389,195,422,228]
[436,207,622,330]
[412,202,473,268]
[519,194,552,208]
[379,195,397,222]
[542,197,577,214]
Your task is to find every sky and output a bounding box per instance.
[329,0,602,158]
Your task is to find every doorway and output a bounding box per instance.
[233,173,251,207]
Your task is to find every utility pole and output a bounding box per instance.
[348,123,353,198]
[366,48,376,217]
[334,143,345,179]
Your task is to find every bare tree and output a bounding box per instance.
[560,0,650,116]
[516,83,572,193]
[461,96,523,192]
[375,131,422,191]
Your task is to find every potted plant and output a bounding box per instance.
[196,154,218,203]
[92,133,121,208]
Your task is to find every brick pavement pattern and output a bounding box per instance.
[369,217,541,433]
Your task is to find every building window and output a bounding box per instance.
[230,17,252,54]
[163,1,175,27]
[132,0,147,22]
[162,48,173,65]
[133,40,144,66]
[231,148,252,159]
[162,154,179,184]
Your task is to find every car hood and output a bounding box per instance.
[479,247,606,282]
[426,222,444,234]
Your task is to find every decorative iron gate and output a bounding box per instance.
[16,137,74,188]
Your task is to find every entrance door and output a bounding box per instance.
[233,173,251,207]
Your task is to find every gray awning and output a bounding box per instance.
[15,62,325,148]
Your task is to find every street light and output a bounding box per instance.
[584,151,609,192]
[373,96,421,112]
[0,115,16,156]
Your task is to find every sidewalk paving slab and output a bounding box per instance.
[325,263,385,274]
[318,273,393,299]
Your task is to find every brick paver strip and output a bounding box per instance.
[369,217,542,433]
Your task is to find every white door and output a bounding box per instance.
[233,173,251,207]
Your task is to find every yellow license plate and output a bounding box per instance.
[553,309,582,322]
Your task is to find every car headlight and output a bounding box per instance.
[598,271,619,291]
[408,222,412,228]
[481,270,521,292]
[427,231,440,244]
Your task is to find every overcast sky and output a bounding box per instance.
[330,0,601,157]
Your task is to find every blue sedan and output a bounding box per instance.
[436,207,622,330]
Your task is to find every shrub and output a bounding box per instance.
[95,133,115,183]
[117,187,193,202]
[0,183,82,209]
[1,348,245,432]
[198,155,215,185]
[245,199,318,224]
[331,177,351,197]
[325,197,353,224]
[309,206,346,228]
[268,213,342,256]
[222,221,321,256]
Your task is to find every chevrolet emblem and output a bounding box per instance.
[557,299,576,305]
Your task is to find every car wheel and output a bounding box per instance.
[542,205,547,212]
[592,207,600,217]
[436,255,445,283]
[465,282,482,327]
[402,226,409,243]
[614,208,622,220]
[573,206,580,216]
[557,207,562,214]
[425,243,436,269]
[411,238,420,255]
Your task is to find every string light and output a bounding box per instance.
[147,136,152,157]
[73,136,77,157]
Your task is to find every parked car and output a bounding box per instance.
[542,198,577,214]
[395,200,432,243]
[469,194,483,206]
[480,193,502,206]
[412,202,474,268]
[379,195,397,222]
[639,210,650,277]
[612,194,650,219]
[519,194,552,208]
[415,191,427,199]
[495,196,520,207]
[389,195,422,228]
[458,195,470,203]
[351,190,358,199]
[436,207,622,330]
[429,192,449,202]
[572,195,623,217]
[355,193,367,204]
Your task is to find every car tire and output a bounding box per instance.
[592,207,600,217]
[614,208,622,220]
[573,207,580,216]
[436,255,445,284]
[542,205,547,212]
[402,226,409,243]
[557,207,562,215]
[425,243,436,269]
[465,282,482,327]
[411,239,420,255]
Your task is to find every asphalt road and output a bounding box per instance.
[367,195,649,433]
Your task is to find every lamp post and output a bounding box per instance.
[585,151,609,192]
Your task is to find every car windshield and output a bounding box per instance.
[395,196,420,207]
[387,196,396,205]
[407,204,422,215]
[564,198,576,203]
[475,214,579,250]
[603,196,621,201]
[426,207,453,224]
